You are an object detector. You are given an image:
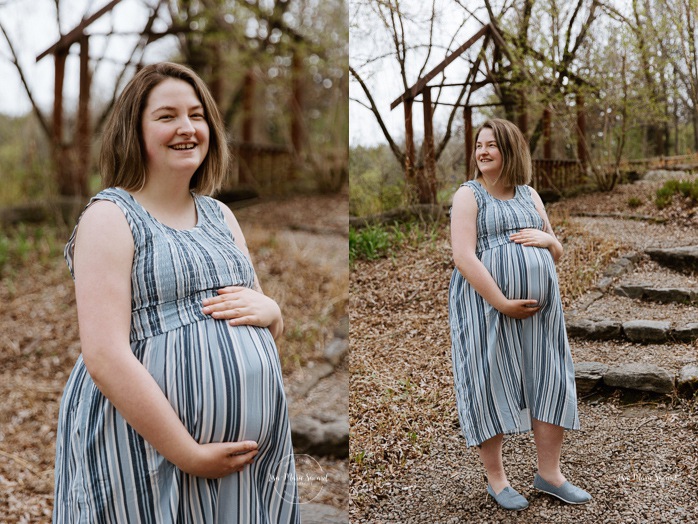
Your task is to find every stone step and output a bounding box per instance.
[614,284,698,305]
[646,245,698,274]
[300,503,348,524]
[566,317,698,344]
[575,361,698,397]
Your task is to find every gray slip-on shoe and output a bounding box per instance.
[533,473,592,504]
[486,485,529,510]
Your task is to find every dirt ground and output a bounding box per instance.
[0,190,348,522]
[349,175,698,523]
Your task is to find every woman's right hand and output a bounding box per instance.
[497,299,540,319]
[181,440,259,479]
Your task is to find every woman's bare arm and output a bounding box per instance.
[74,201,258,478]
[451,186,539,319]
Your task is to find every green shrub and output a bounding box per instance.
[349,220,443,263]
[627,197,643,209]
[349,225,391,262]
[655,178,698,209]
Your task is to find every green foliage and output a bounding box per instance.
[0,223,66,278]
[350,220,442,263]
[349,145,406,216]
[627,196,643,209]
[655,179,698,209]
[349,225,391,262]
[0,114,53,206]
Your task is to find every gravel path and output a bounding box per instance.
[354,400,698,523]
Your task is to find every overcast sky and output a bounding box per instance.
[0,0,178,117]
[349,0,483,148]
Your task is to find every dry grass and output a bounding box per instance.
[0,191,348,521]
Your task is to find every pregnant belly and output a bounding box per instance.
[138,320,284,446]
[483,242,556,307]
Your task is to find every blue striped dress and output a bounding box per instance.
[449,180,580,447]
[53,188,299,523]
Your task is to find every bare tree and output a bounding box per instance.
[350,0,473,204]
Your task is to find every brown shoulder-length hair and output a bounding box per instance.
[100,62,229,196]
[469,118,532,186]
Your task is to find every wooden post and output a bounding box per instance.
[518,90,528,137]
[422,87,436,203]
[543,105,552,159]
[75,34,91,196]
[242,70,255,143]
[291,51,304,155]
[404,97,415,188]
[53,47,67,195]
[240,70,255,185]
[464,105,473,178]
[576,92,587,166]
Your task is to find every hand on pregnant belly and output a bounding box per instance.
[509,228,554,248]
[202,286,280,328]
[181,439,259,479]
[498,298,540,319]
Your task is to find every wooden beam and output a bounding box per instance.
[37,0,124,61]
[543,105,552,159]
[422,87,436,202]
[404,98,415,184]
[52,49,66,145]
[291,52,304,154]
[464,105,473,176]
[76,34,91,195]
[242,70,255,143]
[390,24,490,110]
[577,93,588,165]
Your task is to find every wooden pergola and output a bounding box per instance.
[36,0,125,196]
[390,23,589,197]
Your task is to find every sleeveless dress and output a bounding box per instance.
[53,188,299,523]
[449,180,580,447]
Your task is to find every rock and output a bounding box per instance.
[291,415,349,458]
[603,363,674,394]
[603,257,634,278]
[566,318,622,340]
[646,246,698,273]
[676,363,698,396]
[672,323,698,343]
[622,320,671,343]
[324,338,349,366]
[575,362,609,395]
[614,284,646,300]
[615,285,696,304]
[334,315,349,339]
[596,277,615,292]
[294,362,335,397]
[641,169,689,181]
[300,503,348,524]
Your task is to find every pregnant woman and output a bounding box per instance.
[53,62,298,523]
[449,118,590,510]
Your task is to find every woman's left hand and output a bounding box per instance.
[202,286,281,329]
[510,228,555,248]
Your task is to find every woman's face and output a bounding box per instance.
[475,127,503,178]
[141,78,210,179]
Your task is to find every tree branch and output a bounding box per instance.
[350,65,405,164]
[0,20,51,137]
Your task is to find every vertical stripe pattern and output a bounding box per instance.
[54,188,299,523]
[449,181,580,447]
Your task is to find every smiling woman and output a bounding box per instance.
[53,62,300,523]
